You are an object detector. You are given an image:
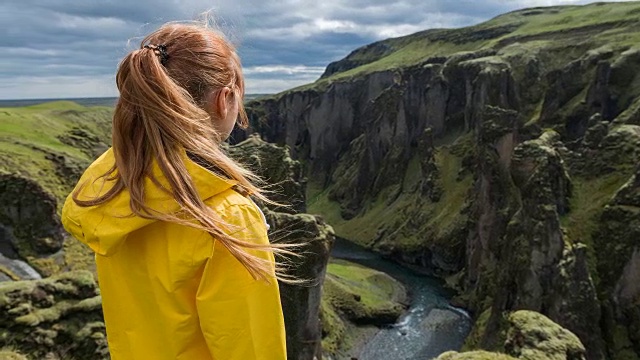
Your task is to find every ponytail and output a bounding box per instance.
[73,23,303,284]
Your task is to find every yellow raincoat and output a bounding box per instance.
[61,148,287,360]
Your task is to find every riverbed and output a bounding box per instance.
[330,238,472,360]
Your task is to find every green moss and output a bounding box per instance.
[320,259,406,356]
[25,256,61,278]
[436,350,517,360]
[463,308,493,351]
[0,350,27,360]
[63,237,96,274]
[308,143,472,253]
[610,323,640,360]
[561,173,629,241]
[319,297,346,355]
[507,310,586,359]
[322,259,406,323]
[307,181,344,230]
[15,300,75,326]
[430,149,474,238]
[560,172,631,285]
[0,266,20,282]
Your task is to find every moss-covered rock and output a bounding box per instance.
[265,210,335,360]
[417,127,442,201]
[593,165,640,357]
[320,258,407,358]
[436,350,517,360]
[0,270,107,359]
[0,174,64,259]
[227,134,306,214]
[323,259,406,325]
[505,310,586,360]
[467,127,604,357]
[442,310,586,360]
[0,350,28,360]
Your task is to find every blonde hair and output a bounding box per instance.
[73,21,301,284]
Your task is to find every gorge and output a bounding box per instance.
[238,2,640,359]
[1,2,640,360]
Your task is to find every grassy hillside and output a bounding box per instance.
[277,1,640,94]
[0,101,112,202]
[0,101,112,276]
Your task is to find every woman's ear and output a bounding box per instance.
[204,87,231,119]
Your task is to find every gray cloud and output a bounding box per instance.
[0,0,633,99]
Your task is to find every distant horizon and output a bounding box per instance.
[0,96,118,101]
[0,93,271,101]
[0,93,271,108]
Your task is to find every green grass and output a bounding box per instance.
[496,2,640,38]
[559,170,635,290]
[0,102,112,202]
[561,173,631,246]
[326,39,487,82]
[320,258,406,357]
[309,140,472,252]
[326,259,405,305]
[0,101,112,277]
[254,2,640,103]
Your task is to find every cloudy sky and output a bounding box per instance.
[0,0,632,99]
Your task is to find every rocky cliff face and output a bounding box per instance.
[229,136,335,360]
[244,3,640,359]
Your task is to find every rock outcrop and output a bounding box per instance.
[0,271,107,360]
[0,102,112,277]
[0,253,41,282]
[229,135,335,360]
[227,135,306,214]
[437,310,586,360]
[267,210,335,360]
[0,175,64,260]
[594,164,640,357]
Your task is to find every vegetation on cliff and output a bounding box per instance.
[247,2,640,359]
[0,102,111,278]
[320,258,407,359]
[437,310,585,360]
[3,2,640,359]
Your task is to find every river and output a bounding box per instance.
[330,238,472,360]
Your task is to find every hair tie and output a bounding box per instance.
[143,44,169,66]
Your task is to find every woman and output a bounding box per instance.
[62,21,296,360]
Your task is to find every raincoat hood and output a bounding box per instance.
[61,148,237,256]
